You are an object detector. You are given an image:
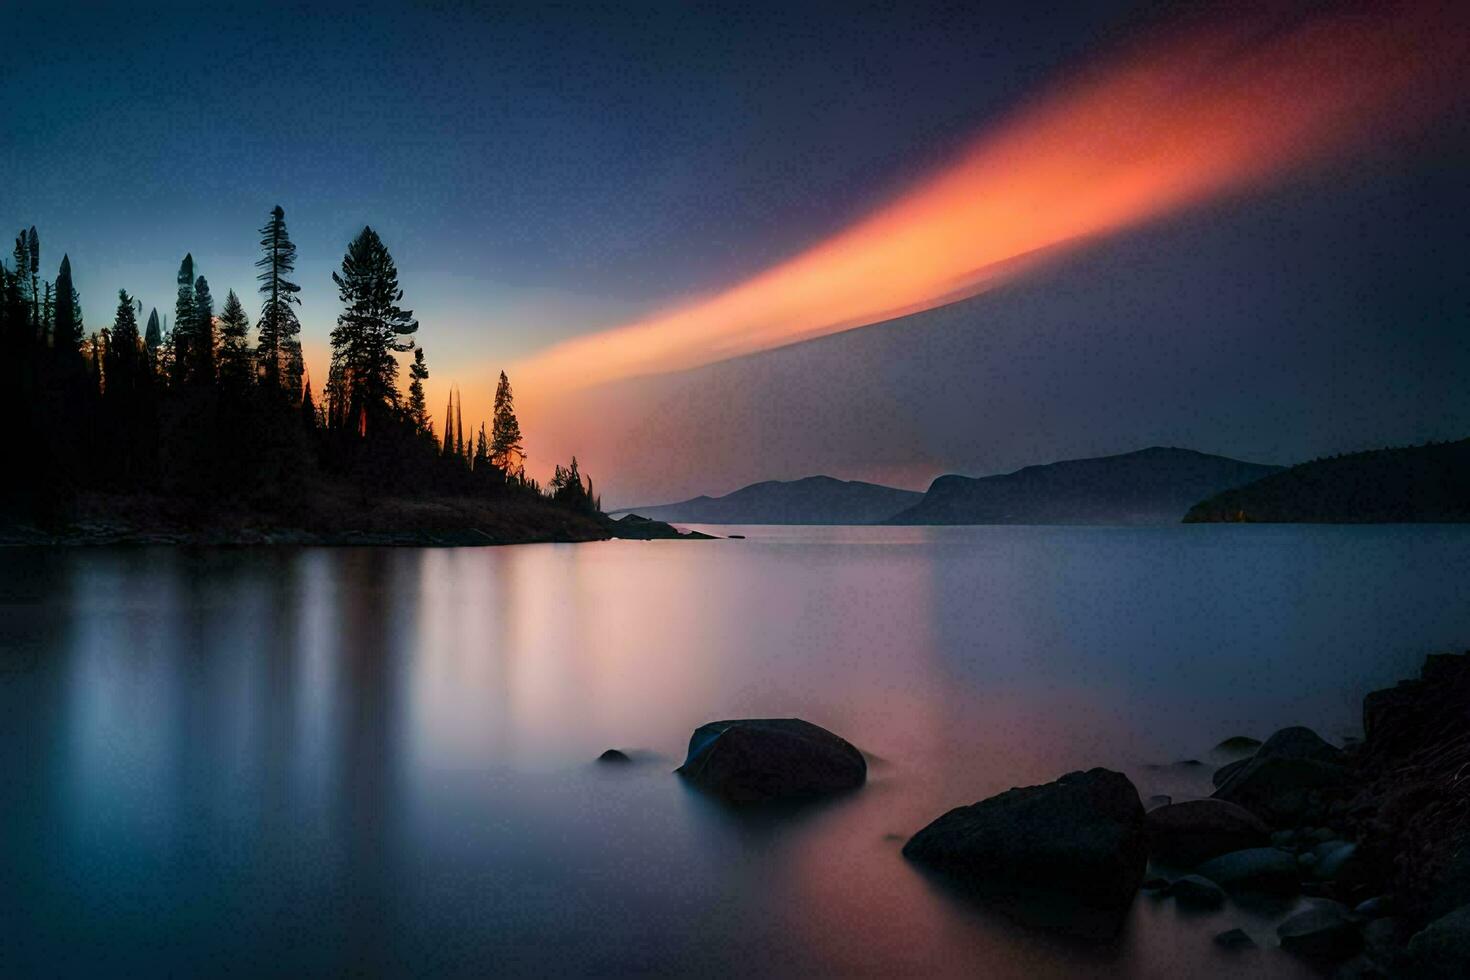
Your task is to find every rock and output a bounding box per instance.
[1405,904,1470,978]
[1215,735,1263,754]
[1194,848,1299,894]
[1277,902,1361,962]
[1167,874,1226,909]
[1145,794,1172,810]
[1214,927,1258,950]
[1212,727,1350,824]
[902,768,1147,916]
[1270,829,1295,848]
[675,718,866,803]
[1212,757,1250,789]
[597,748,632,763]
[1146,799,1270,866]
[1361,917,1404,973]
[1355,895,1394,918]
[1141,877,1170,891]
[1312,841,1358,880]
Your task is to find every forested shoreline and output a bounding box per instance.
[0,207,643,545]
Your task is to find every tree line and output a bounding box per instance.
[0,206,599,524]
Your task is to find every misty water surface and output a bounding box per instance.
[4,525,1469,977]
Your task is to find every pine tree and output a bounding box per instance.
[192,274,216,384]
[328,226,418,436]
[474,422,489,469]
[256,205,302,392]
[407,345,430,435]
[106,288,141,393]
[171,254,195,385]
[52,254,83,370]
[455,384,464,458]
[217,288,252,389]
[143,308,162,375]
[27,226,39,334]
[489,370,524,475]
[441,387,455,456]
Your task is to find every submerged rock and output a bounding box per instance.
[1146,799,1270,867]
[1212,726,1350,824]
[1194,848,1299,894]
[675,718,866,803]
[1277,902,1361,962]
[903,768,1147,923]
[597,749,632,764]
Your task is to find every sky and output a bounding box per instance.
[6,1,1469,504]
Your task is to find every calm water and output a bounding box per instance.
[4,525,1470,977]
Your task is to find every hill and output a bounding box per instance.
[889,447,1281,525]
[1183,439,1470,523]
[610,475,922,525]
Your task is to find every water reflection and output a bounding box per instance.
[3,526,1468,975]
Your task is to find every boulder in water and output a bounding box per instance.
[675,718,866,803]
[902,768,1147,924]
[1277,902,1361,962]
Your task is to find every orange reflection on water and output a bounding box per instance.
[516,3,1467,396]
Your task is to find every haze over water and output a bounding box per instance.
[5,525,1469,976]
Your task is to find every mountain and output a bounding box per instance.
[610,476,923,525]
[888,447,1282,525]
[1184,439,1470,523]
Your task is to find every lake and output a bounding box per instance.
[3,525,1469,977]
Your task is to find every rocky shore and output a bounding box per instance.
[659,653,1470,975]
[0,492,713,547]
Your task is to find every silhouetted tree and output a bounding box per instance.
[171,254,195,385]
[27,226,40,335]
[144,308,162,372]
[441,387,455,456]
[192,274,215,384]
[106,288,141,393]
[256,205,302,393]
[474,422,489,470]
[52,255,82,372]
[407,346,430,435]
[490,370,524,476]
[217,288,252,389]
[328,226,418,437]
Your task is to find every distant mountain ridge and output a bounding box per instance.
[888,447,1281,525]
[610,475,922,525]
[1184,439,1470,523]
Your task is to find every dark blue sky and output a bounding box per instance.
[6,2,1468,499]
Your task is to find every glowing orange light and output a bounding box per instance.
[514,4,1466,398]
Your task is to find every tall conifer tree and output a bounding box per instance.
[256,205,302,392]
[217,289,252,389]
[328,226,418,436]
[171,254,195,385]
[193,274,215,384]
[489,370,524,475]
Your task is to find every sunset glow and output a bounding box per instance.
[515,5,1466,396]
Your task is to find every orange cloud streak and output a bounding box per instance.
[515,3,1465,397]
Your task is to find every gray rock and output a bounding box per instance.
[1214,736,1263,754]
[1278,902,1361,962]
[1312,841,1358,880]
[1212,727,1350,824]
[1214,927,1258,950]
[1145,794,1172,811]
[1167,874,1226,909]
[903,768,1147,915]
[1354,895,1393,918]
[1146,798,1270,867]
[1194,847,1299,894]
[597,748,632,763]
[675,718,866,803]
[1212,757,1250,789]
[1405,903,1470,978]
